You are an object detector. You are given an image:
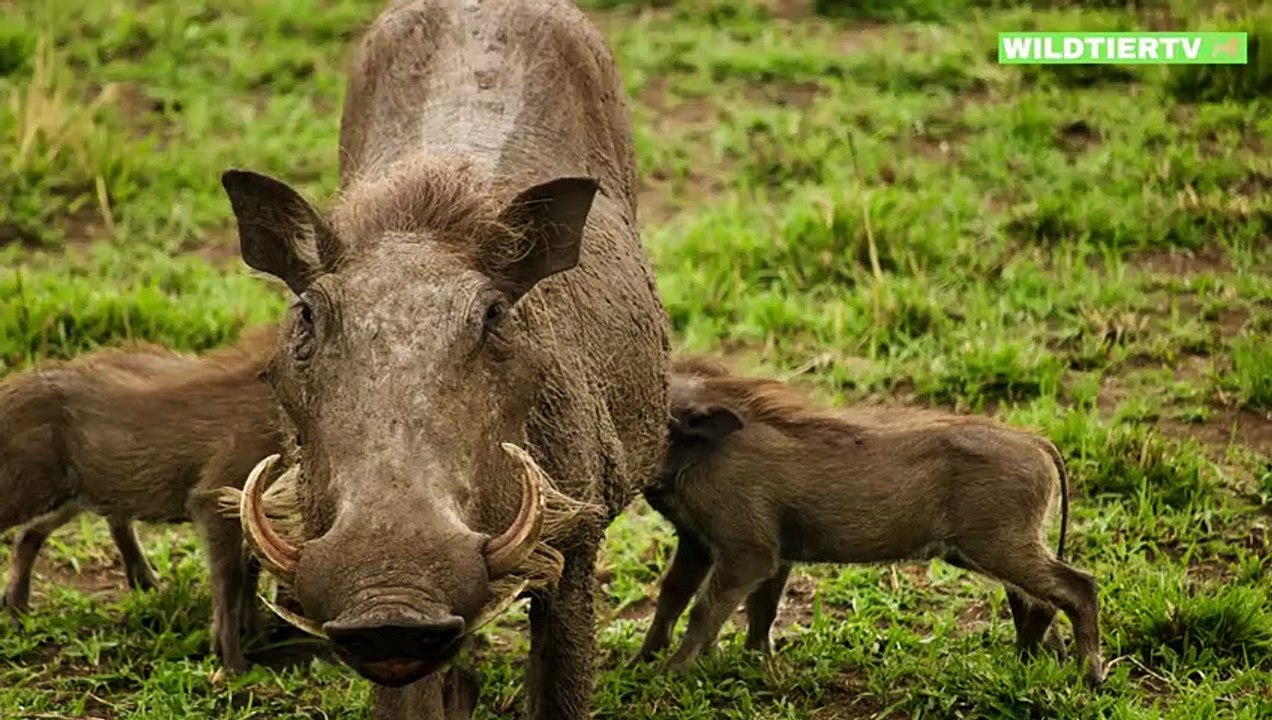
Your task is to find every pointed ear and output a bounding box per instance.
[672,405,744,443]
[494,176,598,301]
[221,169,339,295]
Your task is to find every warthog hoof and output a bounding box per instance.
[211,636,250,676]
[664,647,701,674]
[0,592,28,626]
[125,566,160,592]
[1084,657,1107,687]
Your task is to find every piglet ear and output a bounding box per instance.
[221,169,340,295]
[493,177,599,301]
[673,405,745,443]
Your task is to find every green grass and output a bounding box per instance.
[3,0,1272,718]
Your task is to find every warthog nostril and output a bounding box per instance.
[322,613,466,686]
[325,614,465,657]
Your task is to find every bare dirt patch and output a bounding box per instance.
[837,22,891,55]
[905,134,962,164]
[765,0,813,21]
[1133,245,1231,277]
[1162,408,1272,458]
[2,205,109,253]
[775,572,823,629]
[178,227,243,268]
[28,556,129,604]
[743,81,824,110]
[810,670,900,720]
[1096,374,1132,416]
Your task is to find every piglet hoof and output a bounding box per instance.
[209,659,248,686]
[0,594,27,628]
[664,651,698,675]
[127,570,159,593]
[222,654,250,677]
[627,642,663,669]
[1083,658,1107,687]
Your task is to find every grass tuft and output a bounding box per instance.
[1132,583,1272,673]
[1218,334,1272,411]
[1167,10,1272,102]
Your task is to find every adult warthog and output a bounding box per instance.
[218,0,670,717]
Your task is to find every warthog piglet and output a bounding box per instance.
[0,329,281,673]
[635,357,1105,686]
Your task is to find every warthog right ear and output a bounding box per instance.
[672,405,744,443]
[494,176,599,302]
[221,169,339,295]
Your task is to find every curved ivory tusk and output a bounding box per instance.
[240,454,301,583]
[485,443,547,579]
[259,592,329,639]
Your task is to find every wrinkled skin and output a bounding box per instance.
[635,362,1105,687]
[0,330,281,673]
[220,0,669,717]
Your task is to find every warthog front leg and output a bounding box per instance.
[3,504,78,616]
[369,665,477,719]
[666,549,777,671]
[634,533,712,664]
[526,540,600,720]
[238,554,264,641]
[744,562,792,654]
[371,672,447,720]
[443,666,479,720]
[107,518,159,592]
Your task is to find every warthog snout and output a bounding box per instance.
[236,446,551,685]
[324,613,466,688]
[288,516,489,686]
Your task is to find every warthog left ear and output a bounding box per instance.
[672,405,745,443]
[221,169,340,296]
[495,176,599,301]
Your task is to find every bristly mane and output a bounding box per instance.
[330,155,527,273]
[672,356,864,444]
[672,355,1012,444]
[196,324,278,367]
[670,354,733,378]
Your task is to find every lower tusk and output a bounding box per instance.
[255,573,326,641]
[241,454,301,583]
[259,592,329,640]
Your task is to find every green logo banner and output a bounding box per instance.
[998,32,1248,64]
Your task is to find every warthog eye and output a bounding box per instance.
[482,299,507,337]
[293,298,316,361]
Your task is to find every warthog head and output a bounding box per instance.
[220,163,598,687]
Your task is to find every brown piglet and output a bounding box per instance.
[0,329,282,673]
[634,357,1105,686]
